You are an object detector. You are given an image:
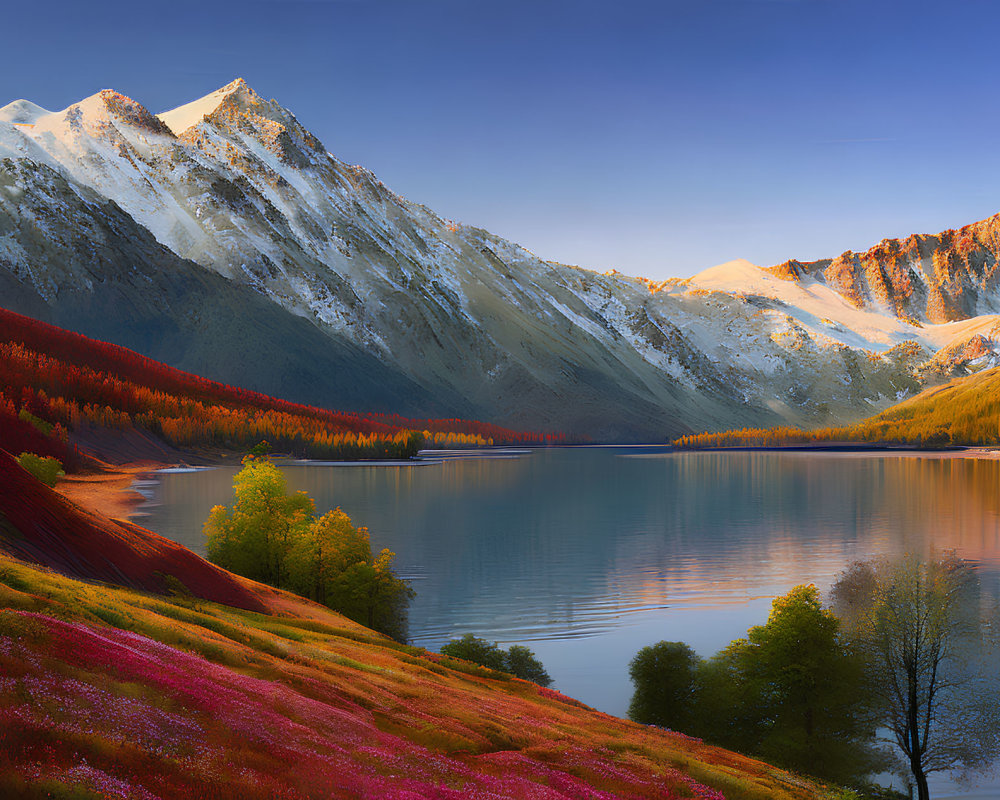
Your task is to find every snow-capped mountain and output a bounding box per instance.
[0,79,989,438]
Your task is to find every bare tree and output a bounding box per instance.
[831,553,1000,800]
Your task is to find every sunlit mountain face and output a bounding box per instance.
[4,79,1000,439]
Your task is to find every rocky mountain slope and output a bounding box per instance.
[0,156,445,418]
[769,216,1000,325]
[2,79,996,438]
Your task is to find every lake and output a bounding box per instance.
[138,447,1000,798]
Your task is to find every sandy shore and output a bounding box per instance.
[959,447,1000,459]
[56,463,170,521]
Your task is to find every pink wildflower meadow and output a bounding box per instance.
[0,611,729,799]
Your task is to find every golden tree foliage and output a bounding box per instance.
[674,365,1000,449]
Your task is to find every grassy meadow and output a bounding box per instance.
[0,552,841,800]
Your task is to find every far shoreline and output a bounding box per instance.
[50,447,487,520]
[672,443,1000,458]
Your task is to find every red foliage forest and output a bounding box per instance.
[0,308,562,465]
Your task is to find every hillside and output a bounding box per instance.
[848,365,1000,445]
[0,456,836,800]
[0,449,263,610]
[0,307,557,465]
[674,364,1000,450]
[3,80,973,440]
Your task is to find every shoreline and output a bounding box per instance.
[50,450,435,520]
[672,444,1000,458]
[55,463,172,521]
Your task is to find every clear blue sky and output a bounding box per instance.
[4,0,1000,280]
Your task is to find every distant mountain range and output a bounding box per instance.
[3,79,999,439]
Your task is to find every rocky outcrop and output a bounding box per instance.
[781,216,1000,324]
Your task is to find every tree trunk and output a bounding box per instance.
[912,763,929,800]
[908,678,926,800]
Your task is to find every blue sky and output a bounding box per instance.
[4,0,1000,280]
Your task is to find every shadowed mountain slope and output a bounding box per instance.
[0,158,454,419]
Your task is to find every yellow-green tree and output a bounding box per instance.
[205,457,414,641]
[285,508,414,641]
[726,585,879,783]
[205,457,313,586]
[628,585,881,787]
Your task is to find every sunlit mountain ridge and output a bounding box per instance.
[3,79,1000,438]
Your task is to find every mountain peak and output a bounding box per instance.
[157,78,262,136]
[94,89,174,137]
[219,77,252,95]
[157,78,324,167]
[0,99,51,125]
[688,258,763,290]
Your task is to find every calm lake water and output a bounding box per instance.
[138,447,1000,798]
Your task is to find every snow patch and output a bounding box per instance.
[548,299,612,343]
[0,99,51,125]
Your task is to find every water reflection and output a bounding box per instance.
[140,448,1000,709]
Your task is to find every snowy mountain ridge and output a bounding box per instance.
[0,79,993,438]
